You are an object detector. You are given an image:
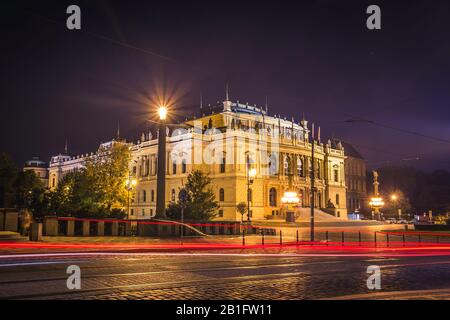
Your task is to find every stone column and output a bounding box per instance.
[111,222,119,236]
[44,217,58,236]
[97,221,105,236]
[29,223,43,241]
[5,211,19,232]
[0,210,4,230]
[125,223,132,236]
[66,220,75,236]
[82,221,90,236]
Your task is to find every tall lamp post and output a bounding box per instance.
[156,106,168,218]
[125,177,137,219]
[246,152,256,223]
[282,191,300,222]
[310,124,316,242]
[391,194,401,219]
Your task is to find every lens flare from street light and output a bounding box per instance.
[158,106,167,120]
[391,194,398,201]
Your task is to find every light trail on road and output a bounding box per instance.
[2,250,450,261]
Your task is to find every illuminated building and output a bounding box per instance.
[46,97,348,221]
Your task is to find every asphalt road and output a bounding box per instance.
[0,250,449,300]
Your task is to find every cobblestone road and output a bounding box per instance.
[0,250,449,300]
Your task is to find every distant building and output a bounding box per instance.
[340,142,367,215]
[23,157,49,187]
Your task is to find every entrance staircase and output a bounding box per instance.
[295,208,346,222]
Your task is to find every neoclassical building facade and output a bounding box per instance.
[47,98,348,221]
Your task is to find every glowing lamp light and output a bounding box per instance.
[369,197,384,207]
[125,179,137,188]
[391,194,398,201]
[158,106,167,120]
[281,191,300,204]
[249,168,257,178]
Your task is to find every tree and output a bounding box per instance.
[167,170,219,220]
[381,190,411,218]
[236,202,247,222]
[14,170,44,209]
[83,142,131,214]
[0,153,18,208]
[43,142,130,218]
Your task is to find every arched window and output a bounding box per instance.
[171,189,176,202]
[181,159,187,174]
[284,155,291,175]
[269,188,277,207]
[151,190,155,202]
[143,190,147,202]
[219,188,225,201]
[269,153,278,175]
[297,157,303,177]
[336,194,340,206]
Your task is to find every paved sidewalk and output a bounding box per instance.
[325,288,450,300]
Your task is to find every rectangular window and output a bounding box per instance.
[334,169,339,182]
[220,156,226,173]
[218,210,224,217]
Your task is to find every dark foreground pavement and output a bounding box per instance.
[0,249,449,300]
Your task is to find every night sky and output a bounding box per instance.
[1,0,450,170]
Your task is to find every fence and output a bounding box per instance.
[30,217,450,248]
[43,217,277,238]
[238,228,450,248]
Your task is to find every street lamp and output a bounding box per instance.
[246,152,256,223]
[126,178,137,219]
[369,197,384,220]
[282,191,300,222]
[281,191,300,204]
[156,105,168,218]
[158,106,167,120]
[247,167,256,222]
[391,194,402,219]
